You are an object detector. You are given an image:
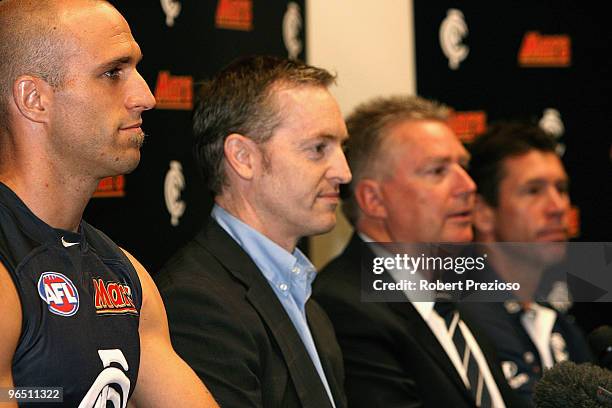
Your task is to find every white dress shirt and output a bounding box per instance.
[360,233,506,408]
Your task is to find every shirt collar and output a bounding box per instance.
[358,231,435,317]
[212,204,316,294]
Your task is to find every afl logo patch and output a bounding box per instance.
[37,272,79,316]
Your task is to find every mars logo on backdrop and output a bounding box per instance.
[518,32,571,67]
[94,176,125,198]
[216,0,253,31]
[568,206,580,238]
[160,0,181,27]
[439,9,469,70]
[448,110,487,143]
[93,278,138,315]
[38,272,80,317]
[164,160,186,227]
[283,2,302,59]
[154,71,193,110]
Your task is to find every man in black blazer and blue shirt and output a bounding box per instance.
[155,56,351,408]
[313,96,524,407]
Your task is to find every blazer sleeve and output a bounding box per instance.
[157,272,264,408]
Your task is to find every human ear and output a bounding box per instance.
[223,133,258,181]
[473,194,496,236]
[12,75,52,123]
[355,179,388,219]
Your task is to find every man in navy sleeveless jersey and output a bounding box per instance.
[0,1,217,407]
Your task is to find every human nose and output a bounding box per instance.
[545,187,570,216]
[328,146,352,185]
[453,164,476,197]
[125,70,156,112]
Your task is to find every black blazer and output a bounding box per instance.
[155,219,346,408]
[313,234,525,408]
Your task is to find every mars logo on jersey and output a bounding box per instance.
[93,279,138,315]
[37,272,80,317]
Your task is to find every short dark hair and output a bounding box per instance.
[341,95,450,225]
[192,55,336,195]
[468,121,558,207]
[0,0,105,132]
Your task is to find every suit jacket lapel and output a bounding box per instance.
[307,301,346,408]
[387,301,474,402]
[197,219,334,408]
[347,234,474,403]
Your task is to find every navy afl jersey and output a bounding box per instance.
[0,182,142,407]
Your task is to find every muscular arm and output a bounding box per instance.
[121,250,218,408]
[0,262,20,407]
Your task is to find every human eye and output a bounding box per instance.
[103,67,122,80]
[427,165,448,177]
[556,181,569,195]
[525,185,543,195]
[307,141,328,159]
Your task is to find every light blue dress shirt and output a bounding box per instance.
[212,205,336,407]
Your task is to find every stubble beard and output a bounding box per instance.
[129,130,146,148]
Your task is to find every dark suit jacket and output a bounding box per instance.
[461,295,592,406]
[155,219,346,408]
[313,234,525,408]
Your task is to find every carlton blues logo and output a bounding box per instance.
[37,272,80,317]
[93,279,138,315]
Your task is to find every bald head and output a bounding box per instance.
[0,0,108,131]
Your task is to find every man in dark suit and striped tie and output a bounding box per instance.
[313,95,525,408]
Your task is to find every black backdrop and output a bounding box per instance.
[414,2,611,329]
[84,0,306,272]
[414,1,612,242]
[82,2,609,327]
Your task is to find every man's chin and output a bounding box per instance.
[440,228,474,243]
[309,215,337,236]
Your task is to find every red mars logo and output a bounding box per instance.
[93,279,138,316]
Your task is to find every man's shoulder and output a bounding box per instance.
[156,232,229,286]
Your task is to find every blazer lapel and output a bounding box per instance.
[307,301,346,408]
[387,301,475,402]
[198,219,334,408]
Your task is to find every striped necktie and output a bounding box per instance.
[435,301,492,408]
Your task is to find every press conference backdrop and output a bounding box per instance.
[84,0,306,271]
[84,1,612,297]
[414,2,612,244]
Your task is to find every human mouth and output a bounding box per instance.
[447,209,473,223]
[318,191,340,204]
[536,228,568,242]
[120,121,143,133]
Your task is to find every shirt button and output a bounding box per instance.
[279,283,288,291]
[292,266,300,274]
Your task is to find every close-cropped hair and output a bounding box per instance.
[341,95,450,226]
[468,121,558,207]
[0,0,106,132]
[192,55,336,195]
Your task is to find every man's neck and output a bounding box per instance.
[215,196,298,253]
[0,173,96,232]
[484,244,543,301]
